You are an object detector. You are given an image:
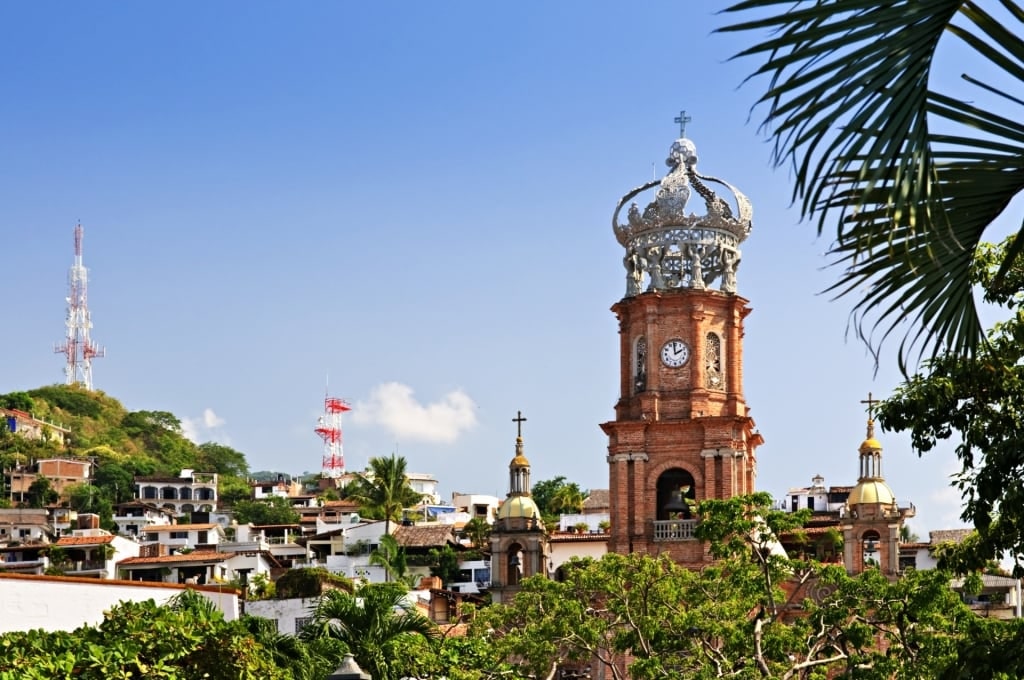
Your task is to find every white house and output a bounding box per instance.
[112,501,175,538]
[141,522,226,551]
[117,549,277,587]
[53,528,141,579]
[0,572,239,632]
[134,469,219,515]
[0,508,51,543]
[299,520,389,581]
[549,533,608,578]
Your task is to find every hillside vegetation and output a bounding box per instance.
[0,384,252,510]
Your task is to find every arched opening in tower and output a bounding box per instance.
[656,468,697,520]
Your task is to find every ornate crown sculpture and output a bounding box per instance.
[613,136,753,297]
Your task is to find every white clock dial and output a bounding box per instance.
[660,339,690,368]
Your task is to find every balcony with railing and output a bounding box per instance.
[652,519,697,541]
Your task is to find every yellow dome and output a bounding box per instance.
[497,495,541,520]
[848,480,896,506]
[859,438,882,454]
[510,454,531,468]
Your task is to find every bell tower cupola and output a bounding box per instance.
[841,393,915,577]
[490,410,549,604]
[601,116,763,565]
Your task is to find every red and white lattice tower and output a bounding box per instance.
[54,223,104,390]
[315,396,351,478]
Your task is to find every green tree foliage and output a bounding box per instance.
[232,496,301,526]
[460,517,491,549]
[428,543,462,587]
[274,567,354,599]
[530,476,587,525]
[25,476,58,508]
[345,454,422,536]
[878,237,1024,572]
[472,493,983,679]
[28,385,103,418]
[64,483,114,528]
[0,590,289,679]
[720,0,1024,364]
[196,442,249,478]
[549,483,586,515]
[218,474,253,507]
[0,391,34,412]
[91,461,136,505]
[301,582,437,680]
[370,534,416,587]
[529,476,567,516]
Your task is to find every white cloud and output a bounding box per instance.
[202,408,225,428]
[352,382,477,444]
[182,408,230,444]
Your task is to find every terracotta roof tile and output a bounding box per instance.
[142,523,218,532]
[549,533,609,543]
[56,535,115,546]
[118,551,227,566]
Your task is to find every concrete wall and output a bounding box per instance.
[0,573,239,632]
[245,597,318,635]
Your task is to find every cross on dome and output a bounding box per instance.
[512,410,527,438]
[674,110,692,138]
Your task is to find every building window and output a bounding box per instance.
[294,616,314,635]
[705,333,723,389]
[634,337,647,393]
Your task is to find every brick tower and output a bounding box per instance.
[841,394,914,577]
[601,126,763,565]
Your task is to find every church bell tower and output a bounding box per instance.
[601,121,763,565]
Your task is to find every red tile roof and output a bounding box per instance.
[142,523,218,532]
[56,535,115,546]
[118,551,227,566]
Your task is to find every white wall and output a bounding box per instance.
[550,538,607,573]
[245,597,317,635]
[0,574,239,633]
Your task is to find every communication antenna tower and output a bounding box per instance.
[54,223,104,390]
[315,394,351,477]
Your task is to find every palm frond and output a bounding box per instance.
[720,0,1024,364]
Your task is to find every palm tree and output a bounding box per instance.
[369,533,417,587]
[461,516,492,550]
[347,454,422,537]
[549,483,586,515]
[720,1,1024,366]
[302,583,437,680]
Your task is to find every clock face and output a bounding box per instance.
[660,339,690,368]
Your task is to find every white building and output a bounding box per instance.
[52,528,141,579]
[141,522,226,551]
[112,502,175,538]
[299,520,390,581]
[782,475,851,515]
[134,469,218,515]
[451,492,500,524]
[0,508,51,543]
[117,549,276,587]
[0,573,239,632]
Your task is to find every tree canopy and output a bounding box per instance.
[878,237,1024,572]
[301,582,437,680]
[472,493,1004,679]
[344,454,422,537]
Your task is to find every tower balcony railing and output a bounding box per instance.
[652,519,698,541]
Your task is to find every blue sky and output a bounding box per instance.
[0,2,999,538]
